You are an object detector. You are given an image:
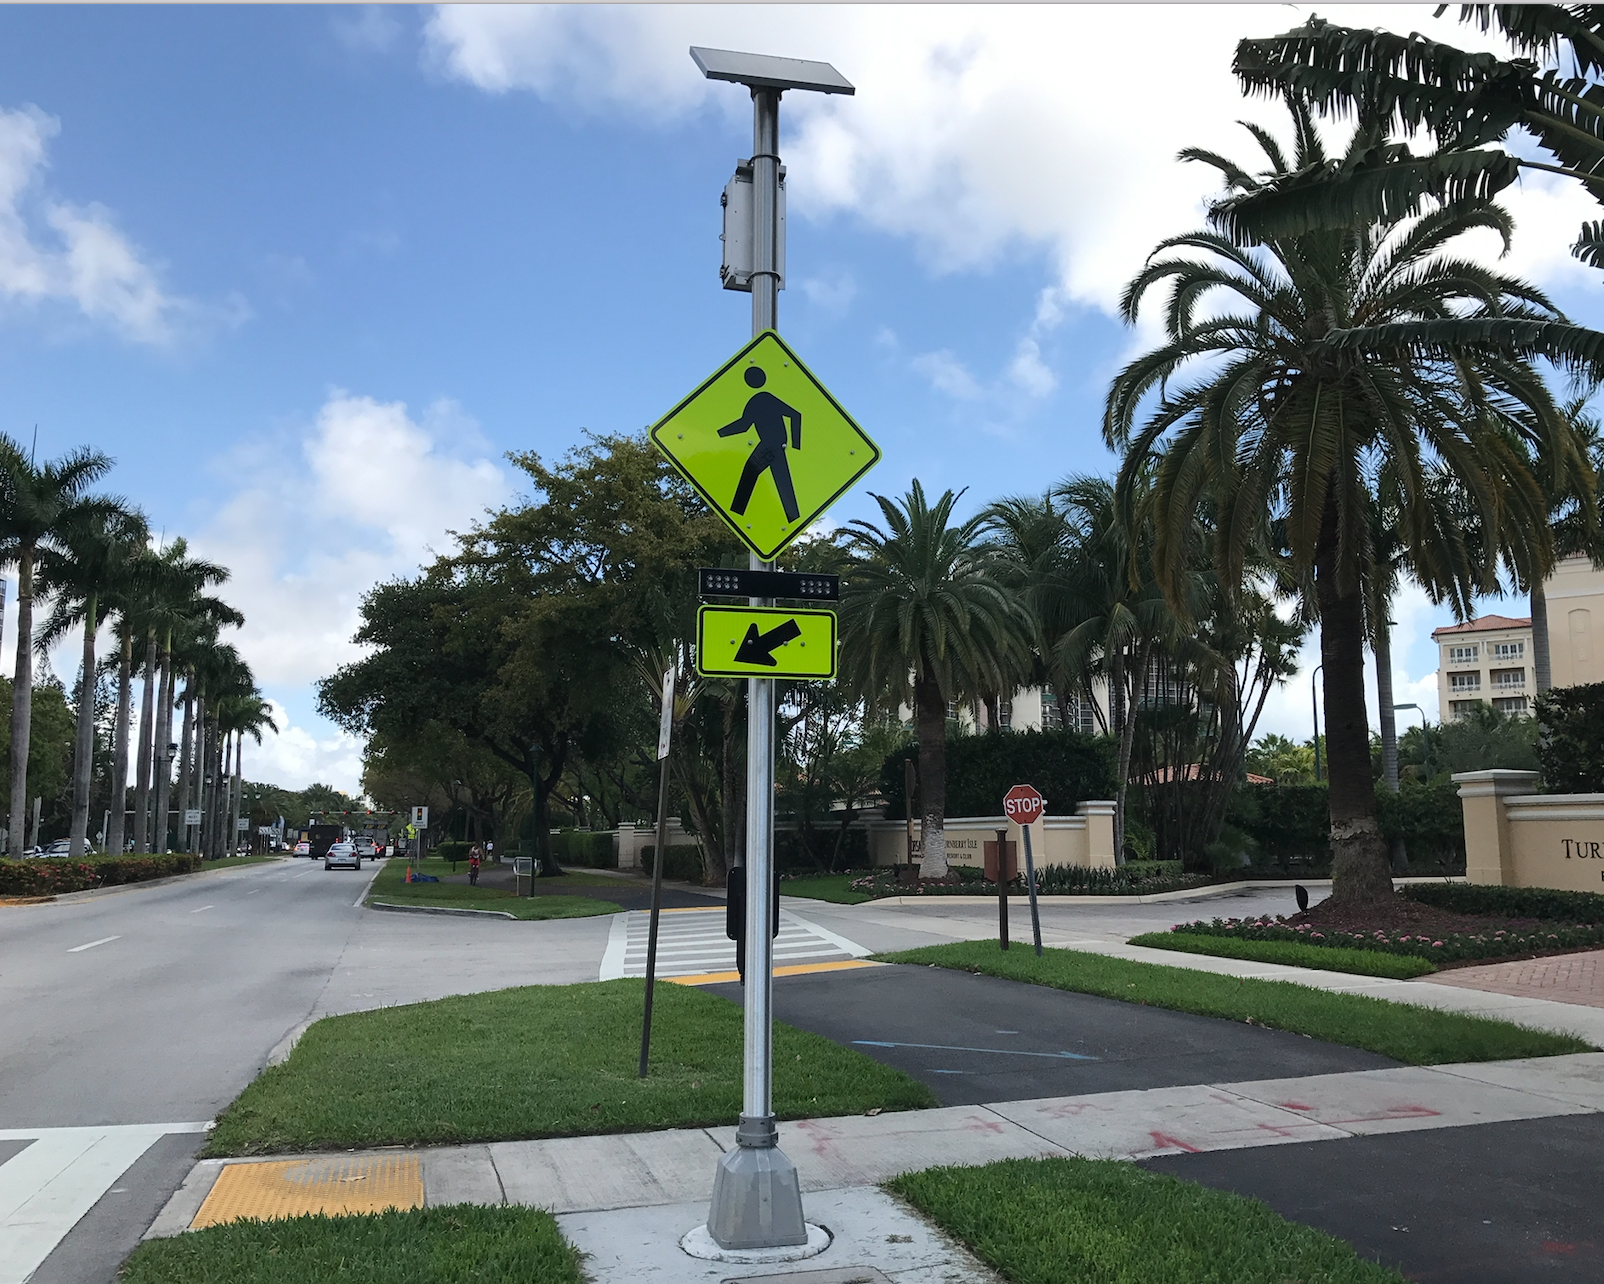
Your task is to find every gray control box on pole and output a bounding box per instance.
[690,44,854,1256]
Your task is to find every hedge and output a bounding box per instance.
[550,830,616,869]
[433,841,472,867]
[0,853,201,897]
[641,844,704,883]
[1537,680,1604,794]
[881,729,1117,820]
[1403,882,1604,923]
[1226,780,1466,866]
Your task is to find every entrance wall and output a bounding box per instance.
[1454,769,1604,890]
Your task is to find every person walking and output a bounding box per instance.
[468,844,481,886]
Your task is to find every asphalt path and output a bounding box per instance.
[1145,1113,1604,1283]
[709,962,1394,1106]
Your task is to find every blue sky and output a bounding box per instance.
[0,4,1595,791]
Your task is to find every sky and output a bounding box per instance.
[0,4,1597,793]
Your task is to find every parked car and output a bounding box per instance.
[293,841,310,856]
[324,841,361,872]
[43,840,72,857]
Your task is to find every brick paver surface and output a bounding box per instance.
[1425,950,1604,1008]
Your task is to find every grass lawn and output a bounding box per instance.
[779,871,875,904]
[890,1157,1405,1284]
[878,941,1590,1064]
[120,1205,581,1284]
[365,859,621,920]
[206,979,936,1156]
[1128,931,1438,979]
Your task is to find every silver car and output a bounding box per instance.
[324,842,361,871]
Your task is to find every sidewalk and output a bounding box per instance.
[146,1051,1604,1280]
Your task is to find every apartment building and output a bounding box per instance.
[1432,555,1604,719]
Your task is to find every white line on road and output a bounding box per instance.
[0,1123,208,1284]
[66,937,119,954]
[352,858,388,909]
[188,905,215,914]
[292,869,315,879]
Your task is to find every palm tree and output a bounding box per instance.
[1106,107,1599,905]
[216,693,277,855]
[838,482,1029,879]
[36,502,147,856]
[0,437,114,854]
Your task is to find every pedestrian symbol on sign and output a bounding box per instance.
[718,365,802,523]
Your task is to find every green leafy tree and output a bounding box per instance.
[838,482,1030,879]
[1105,107,1598,905]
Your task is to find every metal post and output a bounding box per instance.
[1021,820,1042,957]
[707,82,808,1253]
[903,758,917,876]
[996,827,1009,951]
[640,665,676,1077]
[1312,664,1324,782]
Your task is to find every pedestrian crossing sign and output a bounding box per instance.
[650,330,880,560]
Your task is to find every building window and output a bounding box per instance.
[996,698,1012,730]
[1449,672,1481,692]
[1447,644,1479,664]
[1450,699,1483,719]
[1491,668,1525,691]
[1067,691,1098,733]
[1491,641,1525,661]
[1040,690,1063,731]
[1494,696,1529,715]
[945,700,958,722]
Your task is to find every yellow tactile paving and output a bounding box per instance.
[192,1154,423,1227]
[668,958,882,986]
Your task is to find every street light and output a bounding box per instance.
[690,43,852,1258]
[1395,703,1430,777]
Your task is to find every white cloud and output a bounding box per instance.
[912,348,982,400]
[1008,337,1056,398]
[187,391,512,790]
[799,268,857,314]
[424,4,1580,318]
[0,104,209,344]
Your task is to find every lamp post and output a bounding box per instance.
[691,44,853,1257]
[1395,703,1429,777]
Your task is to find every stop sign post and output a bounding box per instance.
[1003,785,1045,956]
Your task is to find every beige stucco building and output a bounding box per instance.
[1432,555,1604,719]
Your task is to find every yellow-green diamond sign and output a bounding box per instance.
[651,330,880,560]
[696,605,837,680]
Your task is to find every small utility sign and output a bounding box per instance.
[650,330,879,561]
[696,605,836,680]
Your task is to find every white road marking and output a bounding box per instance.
[352,859,388,909]
[188,905,214,914]
[66,937,119,954]
[0,1123,208,1284]
[605,907,870,980]
[292,869,314,879]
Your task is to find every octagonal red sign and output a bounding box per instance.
[1003,784,1045,826]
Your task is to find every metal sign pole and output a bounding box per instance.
[996,827,1010,950]
[1021,819,1043,956]
[706,82,808,1253]
[639,664,677,1077]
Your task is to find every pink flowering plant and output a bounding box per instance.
[1168,914,1604,966]
[0,853,201,897]
[848,864,1211,898]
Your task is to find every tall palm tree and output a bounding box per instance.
[36,502,147,856]
[838,481,1029,879]
[1106,107,1598,905]
[0,437,114,854]
[217,693,277,854]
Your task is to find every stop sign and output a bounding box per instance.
[1003,784,1045,827]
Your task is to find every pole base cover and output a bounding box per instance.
[706,1139,807,1249]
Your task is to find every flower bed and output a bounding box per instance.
[850,863,1213,898]
[1166,913,1604,968]
[0,853,201,897]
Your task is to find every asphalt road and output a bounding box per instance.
[0,856,621,1283]
[710,962,1395,1106]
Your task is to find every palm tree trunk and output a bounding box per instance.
[9,545,36,854]
[69,595,98,857]
[1318,553,1392,906]
[204,719,220,858]
[1532,581,1552,693]
[175,677,193,850]
[187,688,204,853]
[1110,648,1129,865]
[151,636,176,851]
[133,629,156,853]
[230,731,243,854]
[106,630,133,857]
[914,661,949,880]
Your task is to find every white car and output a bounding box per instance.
[324,842,361,871]
[355,839,378,860]
[293,841,310,856]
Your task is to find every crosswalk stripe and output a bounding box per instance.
[600,907,870,980]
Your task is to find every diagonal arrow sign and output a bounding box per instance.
[734,617,803,666]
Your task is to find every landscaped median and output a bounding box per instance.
[0,852,277,898]
[877,941,1592,1063]
[364,858,622,921]
[205,978,937,1156]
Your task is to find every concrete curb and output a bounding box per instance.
[840,875,1466,910]
[367,900,517,920]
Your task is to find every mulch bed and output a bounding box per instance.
[1291,895,1546,939]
